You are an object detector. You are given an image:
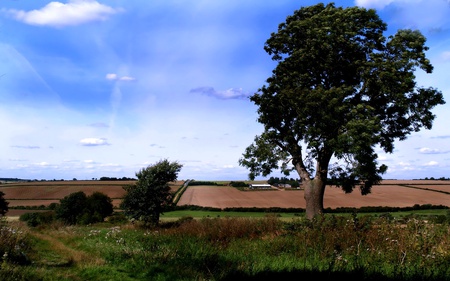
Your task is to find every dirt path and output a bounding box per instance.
[30,231,104,267]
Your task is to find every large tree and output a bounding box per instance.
[239,3,445,220]
[120,159,183,226]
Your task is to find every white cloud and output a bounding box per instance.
[355,0,395,9]
[80,138,109,146]
[106,73,136,81]
[6,0,122,27]
[424,161,439,166]
[105,73,118,80]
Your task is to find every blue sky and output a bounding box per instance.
[1,0,449,181]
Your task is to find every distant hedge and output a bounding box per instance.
[188,181,224,186]
[171,204,449,214]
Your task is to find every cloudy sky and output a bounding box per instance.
[1,0,449,181]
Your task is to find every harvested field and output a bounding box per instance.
[0,181,133,199]
[1,180,184,213]
[1,180,183,200]
[2,180,450,218]
[178,183,450,209]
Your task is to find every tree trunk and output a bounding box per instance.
[303,178,326,220]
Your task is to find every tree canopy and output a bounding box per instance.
[239,3,445,219]
[120,159,183,226]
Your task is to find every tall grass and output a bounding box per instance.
[2,214,450,280]
[0,217,33,280]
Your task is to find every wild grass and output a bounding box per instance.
[1,214,450,280]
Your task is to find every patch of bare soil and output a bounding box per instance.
[177,184,450,209]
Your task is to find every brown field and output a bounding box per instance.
[1,180,184,213]
[177,181,450,209]
[2,180,450,218]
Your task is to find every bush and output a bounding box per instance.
[55,191,113,225]
[19,211,55,227]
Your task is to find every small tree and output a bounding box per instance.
[86,191,114,220]
[55,191,87,225]
[0,191,9,216]
[55,191,113,225]
[120,159,183,226]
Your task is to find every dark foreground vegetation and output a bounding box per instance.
[1,212,450,281]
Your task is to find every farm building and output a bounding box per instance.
[249,183,272,189]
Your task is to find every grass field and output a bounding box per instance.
[2,215,450,280]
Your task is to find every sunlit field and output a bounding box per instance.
[1,180,450,280]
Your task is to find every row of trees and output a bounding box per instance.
[267,177,301,187]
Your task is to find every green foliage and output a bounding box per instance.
[16,216,450,280]
[55,191,113,225]
[0,191,9,216]
[188,181,222,186]
[120,159,183,226]
[267,177,301,187]
[239,3,445,219]
[86,192,114,221]
[55,191,87,225]
[0,218,31,266]
[229,181,248,188]
[20,211,55,227]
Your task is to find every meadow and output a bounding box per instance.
[1,214,450,280]
[1,179,450,280]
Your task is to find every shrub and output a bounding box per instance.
[55,191,113,225]
[19,211,55,227]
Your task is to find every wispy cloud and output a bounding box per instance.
[80,138,110,146]
[89,122,109,128]
[418,147,449,154]
[442,51,450,61]
[190,87,250,100]
[4,0,123,27]
[150,144,165,149]
[11,145,40,149]
[356,0,450,31]
[431,135,450,139]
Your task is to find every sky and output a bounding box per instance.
[0,0,449,181]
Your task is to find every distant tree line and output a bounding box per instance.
[99,177,136,181]
[188,181,224,186]
[267,177,301,188]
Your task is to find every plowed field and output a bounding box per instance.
[177,180,450,209]
[1,180,183,217]
[2,180,450,218]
